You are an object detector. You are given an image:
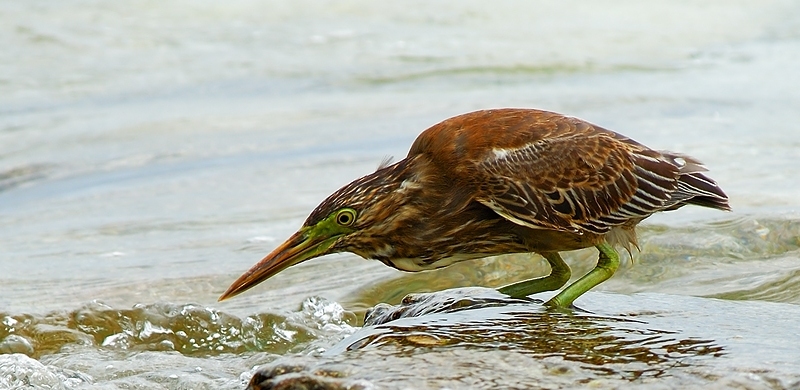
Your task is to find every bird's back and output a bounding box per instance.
[408,108,729,241]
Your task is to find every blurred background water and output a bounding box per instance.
[1,1,799,389]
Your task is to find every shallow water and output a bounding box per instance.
[2,1,800,389]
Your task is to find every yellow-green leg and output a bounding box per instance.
[498,252,571,298]
[545,241,620,308]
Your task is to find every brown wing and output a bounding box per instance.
[410,109,682,234]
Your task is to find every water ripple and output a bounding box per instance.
[0,297,355,360]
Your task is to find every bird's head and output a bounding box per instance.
[219,158,419,301]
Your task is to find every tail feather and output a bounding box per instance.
[670,171,730,211]
[661,152,730,211]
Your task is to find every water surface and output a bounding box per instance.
[2,1,799,388]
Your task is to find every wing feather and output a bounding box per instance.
[472,120,680,234]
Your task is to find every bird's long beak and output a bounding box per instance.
[218,228,336,301]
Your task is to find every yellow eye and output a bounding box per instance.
[336,209,356,226]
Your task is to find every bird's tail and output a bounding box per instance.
[663,152,731,211]
[678,172,731,211]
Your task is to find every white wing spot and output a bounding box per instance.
[492,148,511,161]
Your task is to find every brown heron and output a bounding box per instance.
[219,108,730,308]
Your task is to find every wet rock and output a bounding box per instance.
[247,358,372,390]
[364,287,535,326]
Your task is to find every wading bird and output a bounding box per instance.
[219,109,729,308]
